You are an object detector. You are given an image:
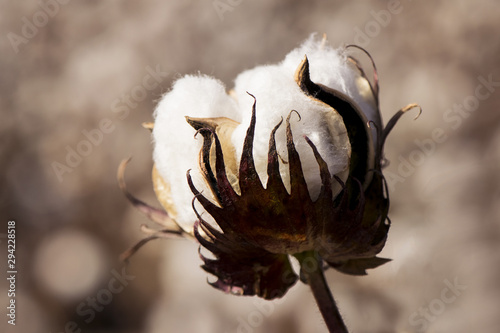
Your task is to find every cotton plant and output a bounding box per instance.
[118,34,420,332]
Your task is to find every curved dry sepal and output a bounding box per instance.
[117,158,186,261]
[142,122,154,132]
[191,126,221,204]
[286,111,311,203]
[119,224,187,262]
[304,135,333,203]
[343,46,422,172]
[345,44,380,107]
[294,56,374,189]
[377,103,422,162]
[187,116,241,202]
[119,235,160,262]
[118,158,182,230]
[327,256,391,276]
[266,117,288,196]
[238,93,267,195]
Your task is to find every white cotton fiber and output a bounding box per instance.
[153,34,379,229]
[153,75,239,231]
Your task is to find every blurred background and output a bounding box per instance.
[1,1,499,332]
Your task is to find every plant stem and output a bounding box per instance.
[297,252,348,333]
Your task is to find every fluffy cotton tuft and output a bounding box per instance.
[153,35,375,229]
[153,75,239,231]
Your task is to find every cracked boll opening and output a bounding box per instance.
[151,34,374,232]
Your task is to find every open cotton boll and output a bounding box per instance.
[231,63,351,200]
[122,33,402,315]
[153,75,239,231]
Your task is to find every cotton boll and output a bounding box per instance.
[153,75,239,231]
[231,63,350,200]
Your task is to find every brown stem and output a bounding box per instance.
[297,252,348,333]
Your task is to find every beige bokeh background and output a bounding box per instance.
[1,1,499,332]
